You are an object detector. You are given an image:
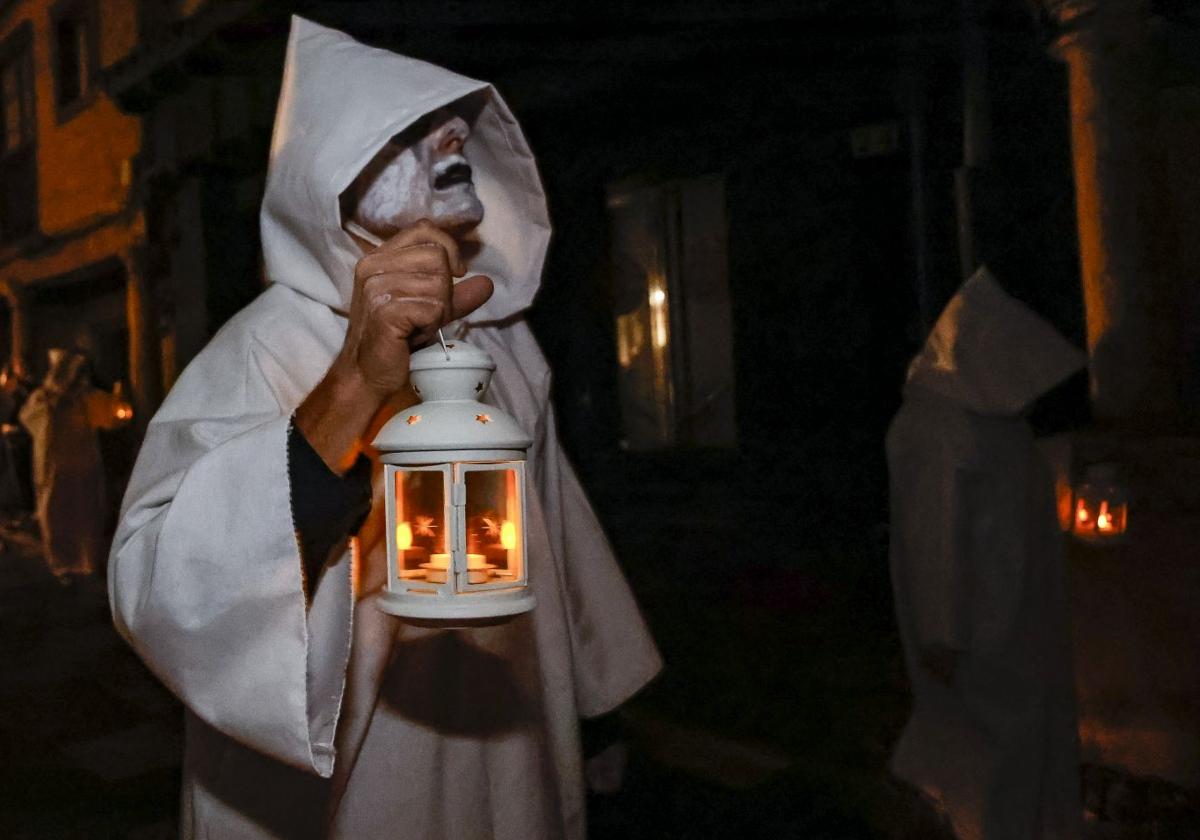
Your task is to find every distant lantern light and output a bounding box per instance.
[1071,463,1129,545]
[372,339,535,624]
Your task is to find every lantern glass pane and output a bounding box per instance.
[463,467,522,586]
[395,469,447,582]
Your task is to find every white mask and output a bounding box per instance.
[349,107,485,238]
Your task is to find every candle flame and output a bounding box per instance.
[500,520,517,550]
[396,521,413,550]
[1097,501,1112,532]
[1076,503,1090,524]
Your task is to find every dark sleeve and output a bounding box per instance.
[287,417,372,597]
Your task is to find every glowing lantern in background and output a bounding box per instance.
[373,340,535,623]
[87,381,133,430]
[1072,463,1129,544]
[112,381,133,422]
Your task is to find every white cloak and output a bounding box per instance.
[109,17,661,839]
[886,268,1084,840]
[21,355,116,581]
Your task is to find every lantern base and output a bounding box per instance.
[373,588,536,625]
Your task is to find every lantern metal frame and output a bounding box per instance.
[373,339,536,622]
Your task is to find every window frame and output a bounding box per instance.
[606,173,738,451]
[49,0,99,124]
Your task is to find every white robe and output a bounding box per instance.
[21,359,116,582]
[886,268,1084,840]
[109,17,660,840]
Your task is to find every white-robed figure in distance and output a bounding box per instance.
[109,17,660,840]
[22,348,127,584]
[887,268,1085,840]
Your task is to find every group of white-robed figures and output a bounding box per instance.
[106,16,1086,840]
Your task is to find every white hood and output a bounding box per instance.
[906,267,1088,416]
[261,16,551,322]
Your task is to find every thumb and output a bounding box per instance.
[450,275,494,322]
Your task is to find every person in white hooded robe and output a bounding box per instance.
[886,267,1085,840]
[109,17,661,840]
[22,348,127,584]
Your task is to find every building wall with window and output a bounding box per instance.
[0,0,141,256]
[36,0,139,232]
[0,0,177,447]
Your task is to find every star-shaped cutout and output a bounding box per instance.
[475,414,491,424]
[406,415,422,425]
[475,382,484,393]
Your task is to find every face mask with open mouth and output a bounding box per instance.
[346,111,485,240]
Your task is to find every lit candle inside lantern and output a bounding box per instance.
[500,520,517,550]
[1071,463,1129,544]
[427,552,490,584]
[428,553,487,570]
[397,521,413,550]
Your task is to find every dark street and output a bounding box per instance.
[2,490,1198,837]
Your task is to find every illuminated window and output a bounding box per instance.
[51,0,97,119]
[607,175,737,450]
[0,22,36,243]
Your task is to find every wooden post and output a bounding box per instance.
[122,247,162,429]
[1044,0,1176,420]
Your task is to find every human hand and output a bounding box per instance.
[296,220,492,474]
[340,219,492,401]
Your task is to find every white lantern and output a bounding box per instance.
[372,339,535,623]
[1072,462,1130,545]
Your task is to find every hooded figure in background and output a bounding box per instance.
[109,17,660,840]
[20,349,127,584]
[887,268,1085,840]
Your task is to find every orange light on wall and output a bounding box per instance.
[1072,463,1129,544]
